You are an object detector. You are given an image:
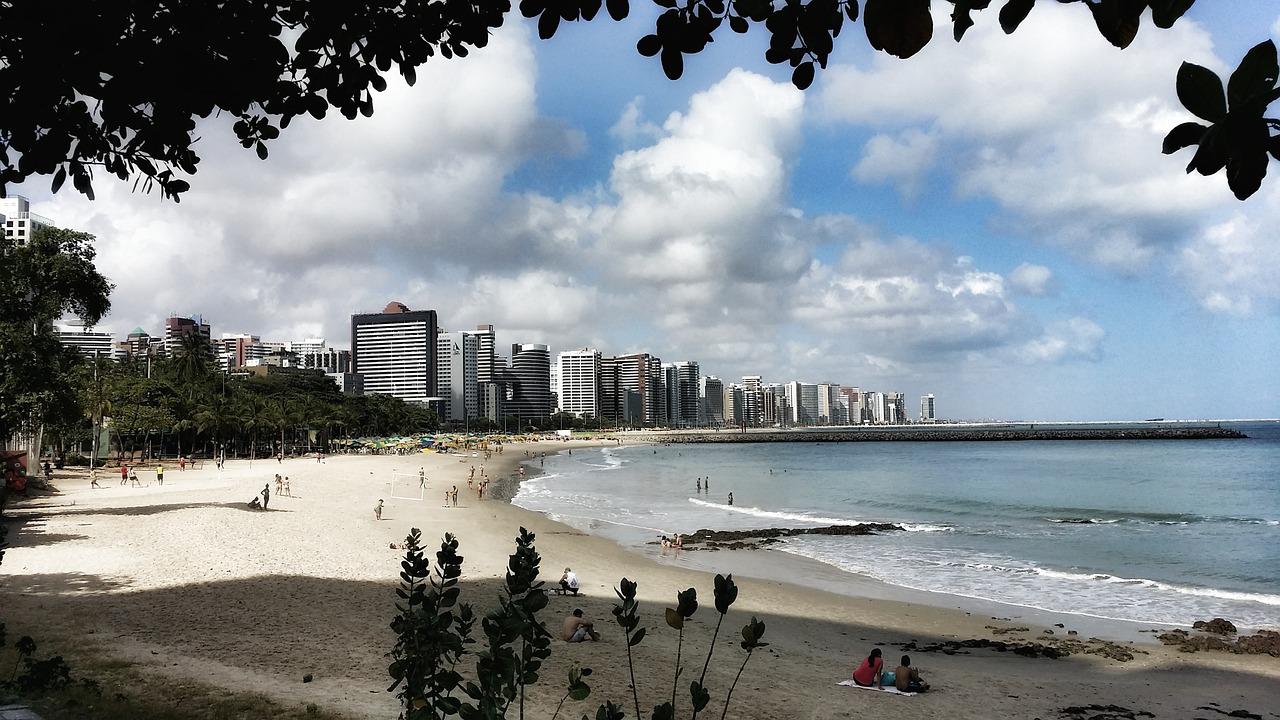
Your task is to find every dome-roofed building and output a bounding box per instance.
[351,301,438,404]
[383,301,410,314]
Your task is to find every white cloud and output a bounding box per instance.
[1008,263,1054,296]
[1019,317,1105,364]
[851,129,938,200]
[609,97,662,145]
[1175,189,1280,314]
[819,3,1244,279]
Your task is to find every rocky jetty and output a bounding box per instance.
[673,523,903,550]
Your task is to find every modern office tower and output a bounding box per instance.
[0,195,52,246]
[163,315,212,356]
[762,383,789,426]
[601,353,663,426]
[740,375,762,426]
[700,376,725,426]
[56,320,116,359]
[661,364,678,425]
[867,392,884,424]
[436,331,479,423]
[557,348,602,418]
[920,393,936,423]
[350,301,438,404]
[507,343,551,421]
[722,384,744,425]
[859,391,875,423]
[216,333,266,370]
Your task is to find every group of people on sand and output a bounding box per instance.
[443,485,459,507]
[852,648,930,693]
[660,534,683,552]
[248,482,271,510]
[274,474,293,497]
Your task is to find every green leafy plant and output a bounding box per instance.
[388,530,766,720]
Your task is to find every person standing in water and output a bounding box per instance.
[727,492,734,506]
[696,478,701,493]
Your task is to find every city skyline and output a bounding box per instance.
[12,3,1280,421]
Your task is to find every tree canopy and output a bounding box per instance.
[0,0,1275,202]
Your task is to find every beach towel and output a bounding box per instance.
[836,679,916,696]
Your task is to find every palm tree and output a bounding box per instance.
[238,394,270,463]
[195,393,239,459]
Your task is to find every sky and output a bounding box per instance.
[13,2,1280,421]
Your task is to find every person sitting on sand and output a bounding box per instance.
[559,567,580,596]
[852,648,885,688]
[248,495,262,510]
[561,608,599,642]
[894,655,929,693]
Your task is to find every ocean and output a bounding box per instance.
[512,422,1280,629]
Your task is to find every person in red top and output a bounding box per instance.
[120,464,129,486]
[851,647,885,687]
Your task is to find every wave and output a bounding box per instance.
[1044,514,1279,527]
[1029,567,1280,607]
[686,498,952,532]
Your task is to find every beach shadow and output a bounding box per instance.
[2,571,128,594]
[5,501,292,520]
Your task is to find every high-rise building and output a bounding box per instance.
[217,333,266,369]
[56,320,116,359]
[436,331,479,423]
[700,376,725,426]
[471,324,506,421]
[888,392,906,424]
[601,353,664,426]
[723,384,744,425]
[674,361,700,426]
[558,349,602,417]
[164,315,212,355]
[507,343,551,421]
[1,196,52,246]
[920,393,936,423]
[350,301,438,404]
[762,383,789,426]
[785,381,820,425]
[740,375,762,427]
[840,386,863,425]
[817,383,847,425]
[122,327,156,358]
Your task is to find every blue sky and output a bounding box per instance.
[20,2,1280,420]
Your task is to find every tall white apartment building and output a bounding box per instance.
[1,196,53,246]
[350,301,437,404]
[785,381,820,425]
[817,383,847,425]
[436,331,479,423]
[557,348,602,418]
[920,394,936,423]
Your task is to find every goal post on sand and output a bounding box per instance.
[388,472,426,501]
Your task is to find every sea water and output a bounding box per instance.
[512,422,1280,629]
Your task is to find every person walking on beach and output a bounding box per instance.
[418,467,426,489]
[155,464,164,486]
[261,483,270,510]
[374,499,384,521]
[727,492,733,506]
[90,469,101,488]
[275,474,283,494]
[120,464,129,486]
[451,485,458,507]
[284,478,291,496]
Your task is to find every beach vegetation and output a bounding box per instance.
[389,526,765,720]
[2,1,1276,202]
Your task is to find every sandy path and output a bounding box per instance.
[2,442,1277,719]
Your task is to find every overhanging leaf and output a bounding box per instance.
[864,0,933,59]
[1177,62,1228,122]
[1227,40,1279,111]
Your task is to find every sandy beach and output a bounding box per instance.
[2,441,1277,719]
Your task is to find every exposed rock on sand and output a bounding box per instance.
[675,523,903,550]
[1192,618,1238,635]
[1157,628,1280,656]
